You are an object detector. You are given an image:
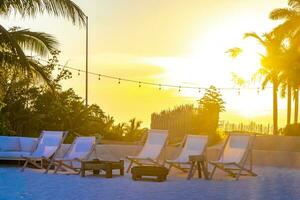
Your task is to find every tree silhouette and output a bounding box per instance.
[244,32,284,135]
[0,0,85,86]
[270,0,300,124]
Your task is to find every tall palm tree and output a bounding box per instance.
[0,0,86,83]
[279,38,300,124]
[245,32,284,135]
[270,0,300,125]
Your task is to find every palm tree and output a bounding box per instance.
[270,0,300,38]
[270,0,300,124]
[279,39,300,124]
[0,0,86,83]
[125,118,146,141]
[0,27,59,85]
[245,32,284,135]
[126,118,142,135]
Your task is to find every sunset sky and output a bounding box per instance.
[1,0,290,127]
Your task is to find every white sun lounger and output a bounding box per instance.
[126,129,168,172]
[45,136,96,174]
[166,135,208,178]
[21,130,67,171]
[209,134,257,180]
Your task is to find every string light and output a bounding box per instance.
[34,57,271,93]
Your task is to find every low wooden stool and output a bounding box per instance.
[131,166,169,182]
[81,159,124,178]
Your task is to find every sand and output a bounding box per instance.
[0,166,299,200]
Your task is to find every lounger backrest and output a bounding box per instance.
[31,131,65,158]
[176,135,208,162]
[138,129,168,159]
[64,137,96,159]
[220,134,251,163]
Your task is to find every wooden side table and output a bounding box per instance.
[187,155,209,180]
[80,159,124,178]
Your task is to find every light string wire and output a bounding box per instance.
[35,57,271,92]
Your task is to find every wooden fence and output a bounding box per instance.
[219,121,273,135]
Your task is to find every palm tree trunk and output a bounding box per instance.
[273,80,278,135]
[287,84,292,125]
[294,88,299,124]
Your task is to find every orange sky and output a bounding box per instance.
[2,0,290,127]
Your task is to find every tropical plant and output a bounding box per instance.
[125,118,146,141]
[278,38,300,124]
[244,32,284,135]
[0,0,86,25]
[270,0,300,38]
[0,27,59,87]
[270,0,300,124]
[0,0,85,85]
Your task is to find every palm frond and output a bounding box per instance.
[1,0,86,26]
[225,47,242,58]
[244,32,266,46]
[26,57,54,90]
[262,74,272,89]
[269,8,297,20]
[9,28,59,56]
[231,72,246,86]
[0,24,30,72]
[252,68,268,82]
[289,0,300,9]
[0,51,21,67]
[280,82,287,98]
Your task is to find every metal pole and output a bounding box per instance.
[85,16,88,107]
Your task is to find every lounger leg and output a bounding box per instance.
[209,165,217,180]
[45,161,54,174]
[240,166,257,177]
[54,162,62,174]
[197,162,202,178]
[126,161,133,173]
[168,163,173,171]
[21,159,29,172]
[235,168,243,181]
[187,162,195,180]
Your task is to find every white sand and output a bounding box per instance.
[0,165,299,200]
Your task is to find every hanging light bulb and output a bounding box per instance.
[178,86,181,92]
[78,70,80,76]
[118,78,121,84]
[138,82,141,87]
[98,74,101,80]
[159,84,162,90]
[198,88,201,93]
